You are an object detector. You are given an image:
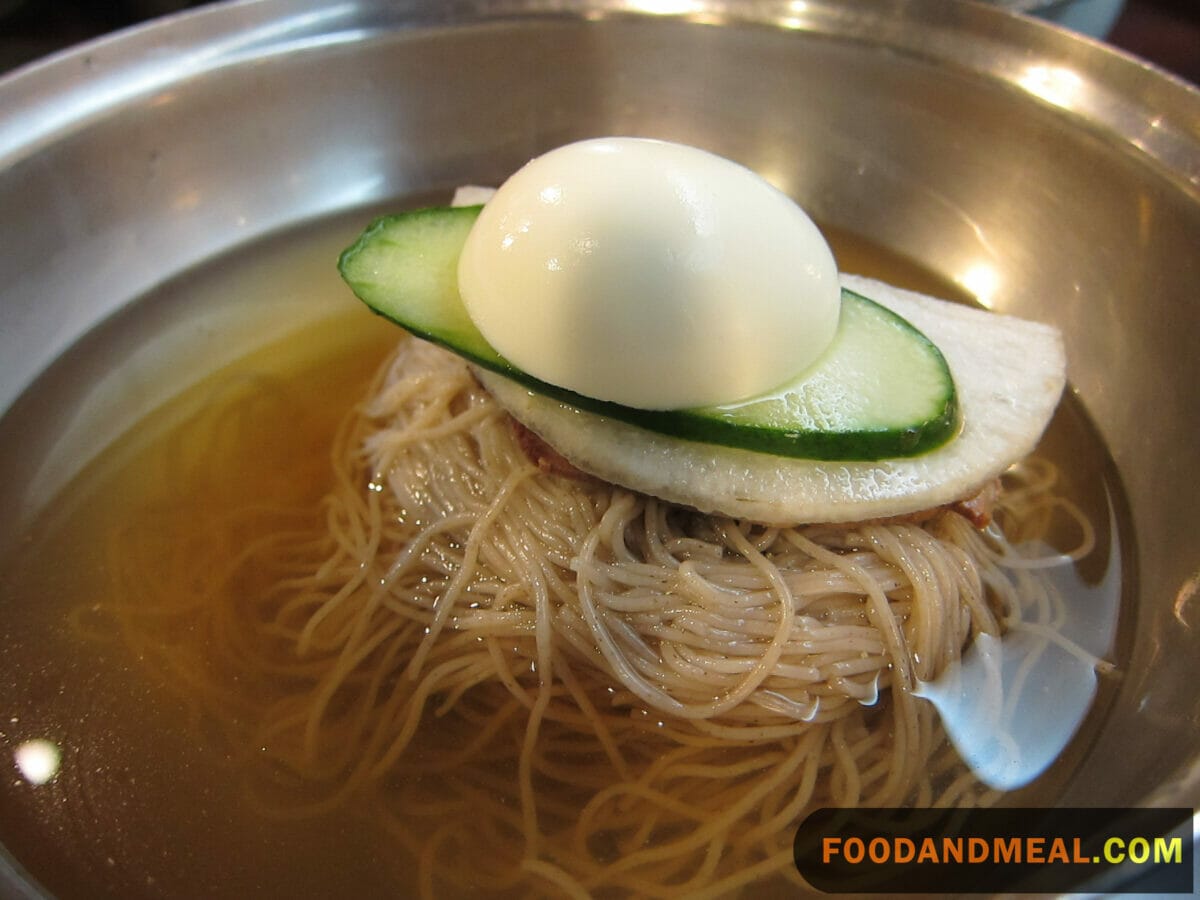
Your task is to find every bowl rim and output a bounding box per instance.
[0,0,1197,188]
[0,0,1196,895]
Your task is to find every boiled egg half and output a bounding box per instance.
[456,137,840,410]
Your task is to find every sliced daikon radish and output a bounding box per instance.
[476,274,1065,524]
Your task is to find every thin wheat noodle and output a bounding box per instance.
[97,334,1095,897]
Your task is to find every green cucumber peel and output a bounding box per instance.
[338,204,958,461]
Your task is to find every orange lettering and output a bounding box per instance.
[1048,838,1069,864]
[1026,837,1045,864]
[918,838,939,863]
[895,837,915,865]
[868,838,890,864]
[995,837,1021,864]
[822,838,842,864]
[942,838,962,863]
[844,837,865,864]
[969,838,989,863]
[1073,838,1089,863]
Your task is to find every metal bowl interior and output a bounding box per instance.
[0,0,1197,895]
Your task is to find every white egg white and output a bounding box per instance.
[456,138,840,411]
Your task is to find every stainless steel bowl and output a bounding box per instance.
[0,1,1197,896]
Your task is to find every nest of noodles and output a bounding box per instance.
[95,335,1092,899]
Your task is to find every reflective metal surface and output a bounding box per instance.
[0,0,1197,894]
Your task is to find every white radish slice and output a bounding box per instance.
[475,274,1065,525]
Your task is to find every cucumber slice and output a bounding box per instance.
[478,276,1066,525]
[337,206,503,369]
[339,206,957,461]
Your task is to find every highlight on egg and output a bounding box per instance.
[456,137,841,410]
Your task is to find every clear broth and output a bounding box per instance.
[0,209,1130,898]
